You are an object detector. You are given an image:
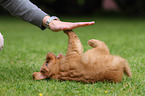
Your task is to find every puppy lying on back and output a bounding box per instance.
[33,30,132,83]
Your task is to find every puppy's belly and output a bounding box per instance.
[57,69,97,82]
[56,66,123,83]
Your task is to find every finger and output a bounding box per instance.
[62,22,95,30]
[67,22,94,29]
[75,21,95,26]
[51,21,95,31]
[63,21,95,27]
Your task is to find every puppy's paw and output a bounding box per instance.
[88,39,106,48]
[57,53,63,59]
[87,39,100,48]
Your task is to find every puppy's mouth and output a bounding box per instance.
[44,77,51,80]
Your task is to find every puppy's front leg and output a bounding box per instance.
[64,30,83,55]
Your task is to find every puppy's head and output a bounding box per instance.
[33,52,63,80]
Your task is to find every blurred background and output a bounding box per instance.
[0,0,145,17]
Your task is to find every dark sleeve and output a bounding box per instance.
[0,0,49,29]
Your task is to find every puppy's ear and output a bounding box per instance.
[45,52,56,63]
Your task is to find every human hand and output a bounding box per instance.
[49,20,95,32]
[43,16,95,32]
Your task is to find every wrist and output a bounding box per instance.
[43,16,60,29]
[45,16,60,29]
[42,16,50,27]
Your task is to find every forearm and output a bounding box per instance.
[0,0,48,29]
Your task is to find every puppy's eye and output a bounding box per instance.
[41,70,45,73]
[45,63,48,66]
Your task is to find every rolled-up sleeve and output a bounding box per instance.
[0,0,48,29]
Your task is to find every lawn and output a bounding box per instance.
[0,16,145,96]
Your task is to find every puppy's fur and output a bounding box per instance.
[33,30,131,83]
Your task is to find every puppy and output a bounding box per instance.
[33,30,132,83]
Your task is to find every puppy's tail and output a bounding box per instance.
[124,60,132,77]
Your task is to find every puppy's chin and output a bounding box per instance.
[33,72,47,80]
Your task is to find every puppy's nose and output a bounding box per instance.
[32,72,47,80]
[33,72,37,80]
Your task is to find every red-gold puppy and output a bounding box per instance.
[33,30,132,83]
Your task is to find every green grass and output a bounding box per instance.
[0,16,145,96]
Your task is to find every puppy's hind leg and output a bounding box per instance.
[87,39,110,54]
[64,30,83,55]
